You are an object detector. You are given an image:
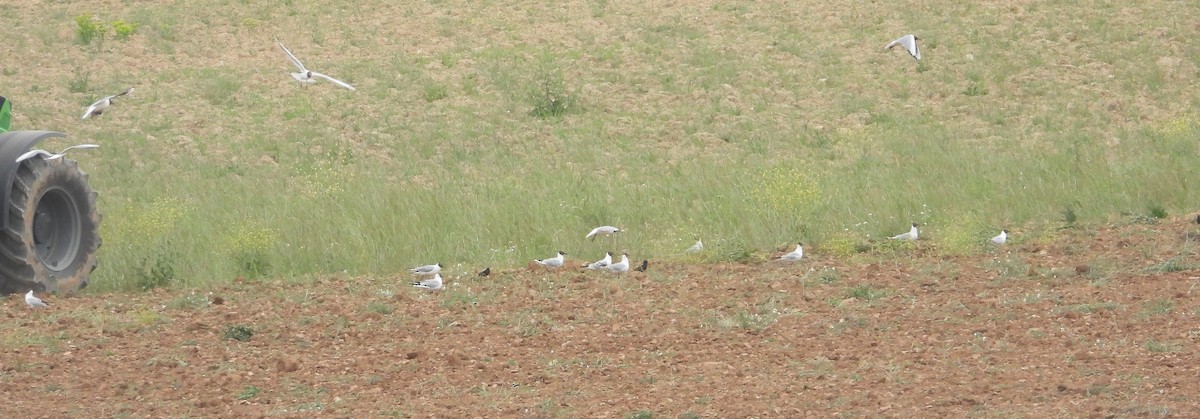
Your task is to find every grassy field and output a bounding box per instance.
[0,0,1197,290]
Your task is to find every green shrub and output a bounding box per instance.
[74,14,106,45]
[112,20,138,39]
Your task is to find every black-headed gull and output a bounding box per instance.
[606,253,630,273]
[24,290,48,308]
[686,239,704,253]
[584,252,612,270]
[16,144,100,163]
[81,87,134,119]
[634,259,649,272]
[276,39,357,92]
[478,267,490,277]
[778,242,804,262]
[535,251,566,268]
[990,229,1007,245]
[890,223,919,241]
[409,263,442,276]
[586,226,621,240]
[885,34,921,61]
[412,273,443,290]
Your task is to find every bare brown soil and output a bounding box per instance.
[3,219,1199,417]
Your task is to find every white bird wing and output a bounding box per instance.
[686,241,703,253]
[61,144,101,154]
[886,35,920,60]
[413,274,442,289]
[25,292,47,307]
[779,247,803,261]
[81,97,109,119]
[291,72,316,83]
[16,149,51,163]
[276,40,308,72]
[311,72,357,91]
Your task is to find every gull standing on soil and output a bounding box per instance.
[990,229,1008,245]
[24,290,48,308]
[686,239,704,253]
[409,263,442,276]
[275,39,357,91]
[16,144,100,163]
[478,267,490,277]
[606,253,630,274]
[585,226,621,240]
[634,260,649,272]
[535,251,566,268]
[584,252,613,270]
[885,34,921,61]
[412,273,443,290]
[778,242,804,262]
[81,87,134,119]
[891,223,919,241]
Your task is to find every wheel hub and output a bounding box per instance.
[32,187,81,271]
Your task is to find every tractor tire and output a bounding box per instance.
[0,157,100,294]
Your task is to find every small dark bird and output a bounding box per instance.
[478,267,490,277]
[1195,213,1200,224]
[634,259,649,272]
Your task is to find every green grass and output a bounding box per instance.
[3,0,1199,290]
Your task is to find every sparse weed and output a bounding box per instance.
[820,231,870,257]
[845,285,887,302]
[1139,299,1173,317]
[707,239,756,263]
[627,410,654,419]
[709,295,790,332]
[1146,257,1191,273]
[226,221,277,279]
[237,386,261,400]
[1147,203,1168,219]
[527,55,578,118]
[136,249,177,290]
[440,289,489,308]
[168,293,210,310]
[985,257,1029,278]
[1144,340,1180,353]
[963,83,987,96]
[422,83,448,102]
[223,325,254,342]
[200,72,242,106]
[746,164,823,225]
[67,68,90,94]
[936,214,989,255]
[1056,302,1118,314]
[365,301,393,315]
[1061,207,1078,227]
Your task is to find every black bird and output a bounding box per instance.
[478,267,490,277]
[1195,213,1200,224]
[634,260,649,272]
